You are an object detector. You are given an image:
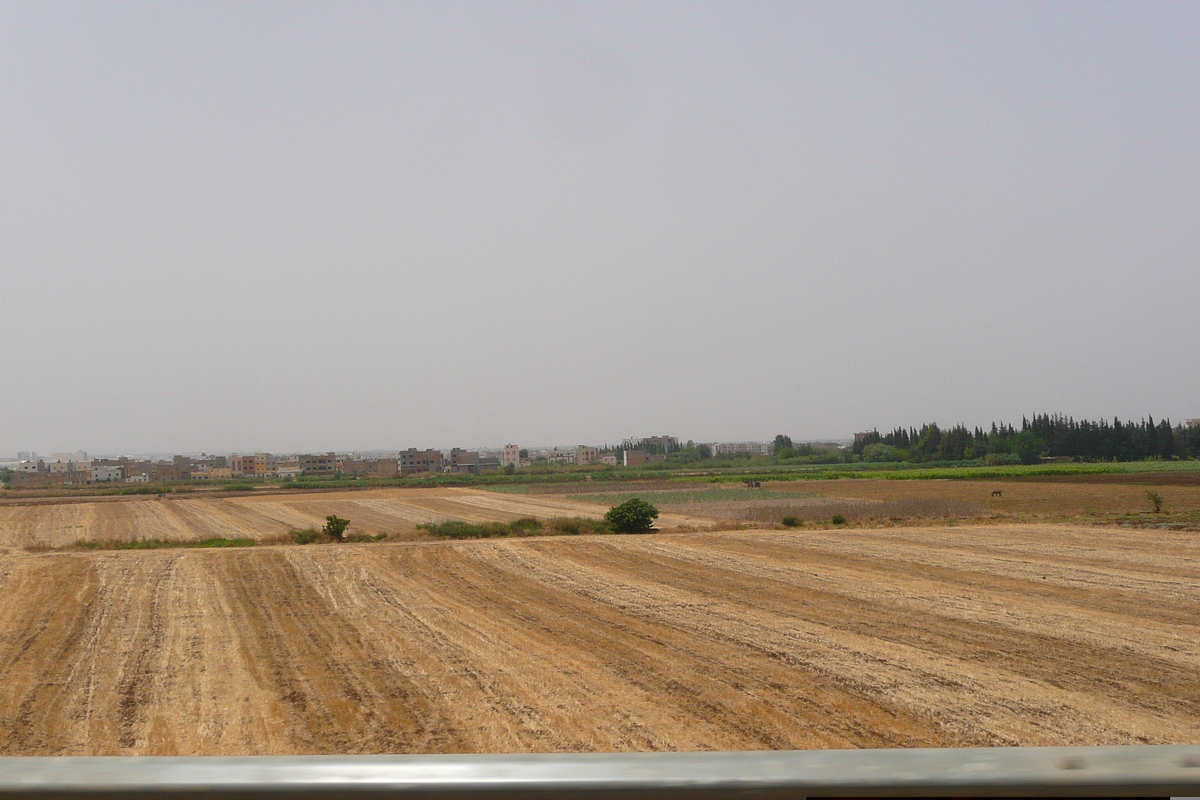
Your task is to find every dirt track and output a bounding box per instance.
[0,488,707,548]
[1,523,1196,755]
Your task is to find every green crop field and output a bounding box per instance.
[569,488,814,506]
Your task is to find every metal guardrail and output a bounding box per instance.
[1,745,1198,798]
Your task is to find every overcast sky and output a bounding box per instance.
[2,1,1197,455]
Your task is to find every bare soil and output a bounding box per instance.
[0,523,1196,755]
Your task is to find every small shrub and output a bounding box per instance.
[347,532,388,543]
[1146,491,1163,513]
[605,498,659,533]
[323,515,351,542]
[831,514,847,525]
[224,482,255,492]
[780,516,801,528]
[509,517,544,534]
[290,528,322,544]
[547,517,611,536]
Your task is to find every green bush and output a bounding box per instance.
[323,515,351,542]
[347,532,388,542]
[831,514,847,525]
[546,517,611,536]
[416,516,611,540]
[604,498,659,533]
[781,516,801,527]
[290,528,322,544]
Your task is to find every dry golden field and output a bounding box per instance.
[1,522,1197,756]
[0,487,708,549]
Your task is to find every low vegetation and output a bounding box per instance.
[72,537,257,550]
[418,516,613,540]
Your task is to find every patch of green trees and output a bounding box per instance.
[853,414,1196,464]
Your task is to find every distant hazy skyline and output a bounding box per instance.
[3,2,1197,456]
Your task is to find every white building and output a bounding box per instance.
[91,465,124,482]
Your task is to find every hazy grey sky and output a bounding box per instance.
[3,1,1197,455]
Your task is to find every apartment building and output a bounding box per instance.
[399,448,443,474]
[90,464,124,482]
[296,452,336,476]
[546,448,575,465]
[502,444,520,467]
[448,448,480,474]
[575,446,598,465]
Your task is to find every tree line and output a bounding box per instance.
[853,414,1200,464]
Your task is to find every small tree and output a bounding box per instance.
[605,498,659,533]
[323,515,351,542]
[1146,491,1163,513]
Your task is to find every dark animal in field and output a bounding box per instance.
[745,480,762,488]
[991,490,1002,497]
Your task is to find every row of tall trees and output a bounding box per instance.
[854,414,1200,464]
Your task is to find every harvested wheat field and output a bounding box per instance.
[0,487,707,549]
[1,522,1197,756]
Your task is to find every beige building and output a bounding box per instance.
[502,444,520,467]
[575,446,598,465]
[546,448,575,465]
[297,453,336,476]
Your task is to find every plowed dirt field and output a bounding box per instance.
[0,487,707,548]
[1,523,1196,755]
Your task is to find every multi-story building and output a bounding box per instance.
[502,444,520,467]
[546,448,575,465]
[49,459,80,475]
[623,449,647,467]
[575,446,598,465]
[399,448,443,474]
[449,448,480,474]
[711,442,772,456]
[276,456,302,478]
[89,460,125,482]
[599,453,618,466]
[297,452,336,476]
[15,460,45,473]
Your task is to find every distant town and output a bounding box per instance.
[3,436,846,488]
[7,414,1199,489]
